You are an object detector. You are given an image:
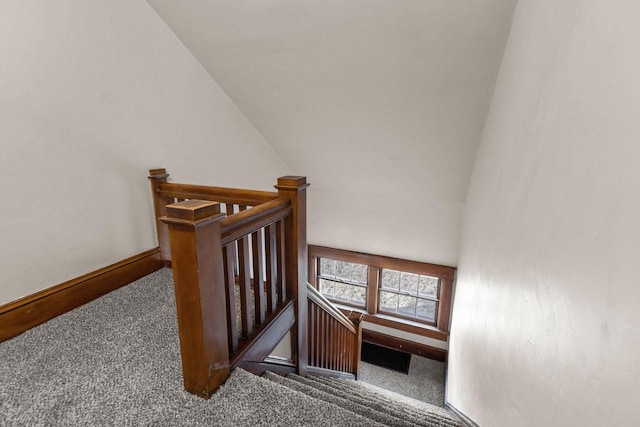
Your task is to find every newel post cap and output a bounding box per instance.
[148,168,169,179]
[161,200,223,225]
[275,176,309,191]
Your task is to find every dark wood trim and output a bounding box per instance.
[339,308,449,341]
[309,245,456,280]
[220,197,291,245]
[362,330,447,362]
[307,365,356,380]
[444,402,480,427]
[158,182,279,206]
[307,284,356,333]
[0,248,163,343]
[366,266,380,314]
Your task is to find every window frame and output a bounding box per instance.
[316,257,369,309]
[308,245,456,334]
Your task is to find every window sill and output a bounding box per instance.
[333,303,448,341]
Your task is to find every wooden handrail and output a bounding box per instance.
[158,182,279,206]
[220,198,291,245]
[154,169,310,397]
[307,284,356,334]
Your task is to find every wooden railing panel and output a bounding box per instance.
[152,169,318,397]
[307,284,363,378]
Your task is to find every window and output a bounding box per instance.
[308,246,455,333]
[318,259,368,308]
[379,269,439,323]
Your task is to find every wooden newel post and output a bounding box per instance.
[275,176,310,376]
[348,312,365,379]
[160,200,230,398]
[148,168,172,265]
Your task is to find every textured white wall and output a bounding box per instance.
[146,0,518,267]
[0,0,290,306]
[448,0,640,425]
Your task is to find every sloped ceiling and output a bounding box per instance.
[146,0,517,265]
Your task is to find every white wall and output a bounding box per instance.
[0,0,290,306]
[448,0,640,425]
[146,0,518,267]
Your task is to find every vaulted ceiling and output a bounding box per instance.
[146,0,517,265]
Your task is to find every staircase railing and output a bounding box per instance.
[148,169,360,397]
[307,284,364,379]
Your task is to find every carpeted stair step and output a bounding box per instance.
[283,373,453,427]
[311,375,455,421]
[310,375,459,426]
[216,369,386,426]
[262,372,417,427]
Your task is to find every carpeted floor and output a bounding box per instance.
[359,355,446,406]
[0,269,456,426]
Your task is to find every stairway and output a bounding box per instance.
[212,368,461,426]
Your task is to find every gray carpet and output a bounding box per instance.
[359,356,446,406]
[0,269,459,426]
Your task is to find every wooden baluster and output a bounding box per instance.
[276,176,309,376]
[347,330,352,372]
[334,321,338,371]
[323,311,328,369]
[330,321,334,371]
[236,205,252,338]
[276,219,286,303]
[308,300,314,367]
[148,168,172,265]
[313,303,318,367]
[252,229,266,325]
[223,245,239,353]
[338,326,345,372]
[161,200,229,398]
[225,204,238,276]
[264,223,278,313]
[319,311,324,369]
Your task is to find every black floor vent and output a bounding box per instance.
[361,341,411,374]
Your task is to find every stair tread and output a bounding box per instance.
[216,368,385,426]
[263,372,419,427]
[286,374,457,427]
[309,375,457,425]
[313,375,453,418]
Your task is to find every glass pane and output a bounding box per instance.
[320,258,335,277]
[400,272,419,294]
[417,299,437,322]
[351,286,366,305]
[335,261,352,282]
[381,269,400,290]
[398,295,416,316]
[319,278,335,297]
[351,263,368,284]
[333,282,349,302]
[379,291,399,313]
[418,275,439,297]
